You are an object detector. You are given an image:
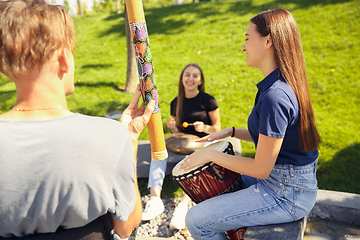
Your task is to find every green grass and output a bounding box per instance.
[1,0,359,197]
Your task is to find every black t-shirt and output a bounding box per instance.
[170,92,219,138]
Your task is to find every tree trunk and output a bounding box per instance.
[78,0,83,15]
[124,3,138,94]
[116,0,121,14]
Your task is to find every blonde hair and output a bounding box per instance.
[251,8,321,152]
[0,0,76,79]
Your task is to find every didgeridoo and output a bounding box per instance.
[125,0,167,161]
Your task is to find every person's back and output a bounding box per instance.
[0,0,155,238]
[0,114,136,237]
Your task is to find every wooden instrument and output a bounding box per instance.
[125,0,167,161]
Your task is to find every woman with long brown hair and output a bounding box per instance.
[181,9,321,239]
[142,63,221,229]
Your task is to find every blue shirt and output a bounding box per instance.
[248,68,318,166]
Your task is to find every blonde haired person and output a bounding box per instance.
[181,9,321,240]
[0,0,154,239]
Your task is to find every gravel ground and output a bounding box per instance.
[135,196,196,240]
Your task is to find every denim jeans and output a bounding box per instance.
[147,158,169,190]
[185,160,318,240]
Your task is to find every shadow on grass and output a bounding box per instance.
[81,63,113,69]
[99,0,352,38]
[77,64,114,75]
[317,143,360,194]
[72,101,129,117]
[75,80,120,90]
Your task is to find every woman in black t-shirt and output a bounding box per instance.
[142,63,221,229]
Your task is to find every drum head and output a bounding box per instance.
[172,141,229,176]
[165,133,204,155]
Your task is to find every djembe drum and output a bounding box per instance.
[172,141,247,240]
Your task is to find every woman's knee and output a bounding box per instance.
[185,206,196,230]
[185,205,204,236]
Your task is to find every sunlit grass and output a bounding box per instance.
[1,0,359,196]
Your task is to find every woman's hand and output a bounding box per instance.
[179,148,215,171]
[194,128,232,142]
[120,84,155,140]
[167,117,180,133]
[193,121,205,132]
[167,118,175,128]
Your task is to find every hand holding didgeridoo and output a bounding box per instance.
[125,0,167,161]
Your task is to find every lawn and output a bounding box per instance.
[0,0,359,197]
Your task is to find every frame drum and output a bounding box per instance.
[165,133,204,155]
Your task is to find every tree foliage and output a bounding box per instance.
[93,0,115,13]
[63,0,70,13]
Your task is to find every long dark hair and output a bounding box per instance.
[175,63,205,131]
[251,9,321,152]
